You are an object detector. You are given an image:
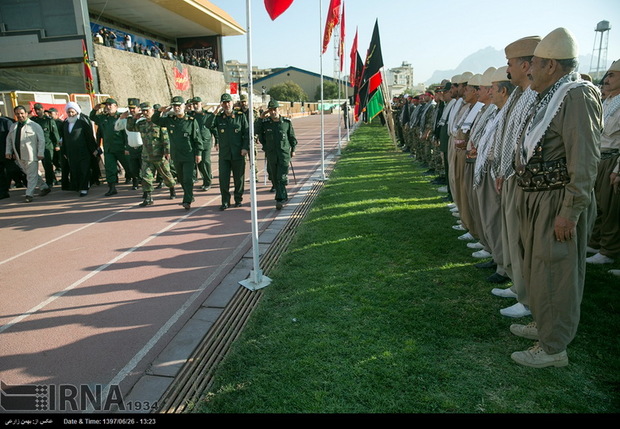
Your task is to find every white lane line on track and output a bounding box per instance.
[0,195,221,334]
[0,208,132,267]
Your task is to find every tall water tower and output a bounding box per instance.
[589,20,611,82]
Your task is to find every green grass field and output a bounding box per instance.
[195,120,619,414]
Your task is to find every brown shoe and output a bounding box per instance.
[511,342,568,368]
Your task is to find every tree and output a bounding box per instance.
[267,80,308,102]
[315,80,339,100]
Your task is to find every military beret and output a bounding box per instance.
[220,93,233,102]
[139,102,151,109]
[268,100,280,109]
[192,96,202,103]
[153,104,161,110]
[171,96,184,105]
[128,98,140,107]
[104,98,117,105]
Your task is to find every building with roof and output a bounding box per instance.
[0,0,244,106]
[252,66,352,102]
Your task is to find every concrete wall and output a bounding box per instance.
[93,45,226,107]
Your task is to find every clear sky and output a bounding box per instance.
[209,0,619,84]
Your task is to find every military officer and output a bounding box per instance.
[190,96,217,191]
[256,100,297,209]
[89,98,131,196]
[126,102,177,206]
[212,93,249,210]
[152,96,203,210]
[116,98,143,190]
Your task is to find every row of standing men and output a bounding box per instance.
[390,27,618,368]
[2,93,297,212]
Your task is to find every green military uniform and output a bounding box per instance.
[152,96,202,207]
[126,102,176,206]
[31,105,60,188]
[256,100,297,207]
[189,97,215,190]
[89,98,131,194]
[212,93,249,209]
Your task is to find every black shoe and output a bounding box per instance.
[155,181,163,189]
[487,273,510,284]
[219,203,229,211]
[169,188,176,199]
[276,201,283,210]
[39,187,51,196]
[201,184,211,191]
[269,187,275,193]
[234,202,242,207]
[475,261,497,269]
[104,185,118,196]
[182,202,191,210]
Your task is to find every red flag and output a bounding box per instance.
[264,0,295,20]
[322,0,341,54]
[349,28,358,85]
[230,82,238,95]
[81,40,95,103]
[338,2,345,71]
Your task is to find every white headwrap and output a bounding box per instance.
[65,102,81,115]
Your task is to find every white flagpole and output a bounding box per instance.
[319,0,325,181]
[335,22,341,155]
[240,0,271,291]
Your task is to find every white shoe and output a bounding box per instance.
[511,342,568,368]
[586,246,599,254]
[585,252,615,264]
[437,186,448,193]
[492,287,518,298]
[472,250,492,258]
[452,224,466,231]
[452,212,460,218]
[447,203,457,209]
[500,302,531,318]
[467,242,484,249]
[450,207,459,212]
[609,269,620,277]
[458,232,474,241]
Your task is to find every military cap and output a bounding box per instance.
[104,98,117,105]
[153,104,161,110]
[240,93,248,101]
[46,107,58,113]
[220,93,233,102]
[505,36,541,59]
[268,100,280,109]
[491,66,510,83]
[192,96,202,103]
[442,81,452,92]
[171,96,184,105]
[480,67,497,87]
[127,98,140,107]
[139,101,151,109]
[534,27,578,60]
[33,103,44,109]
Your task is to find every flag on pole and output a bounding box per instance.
[322,0,341,54]
[81,39,95,103]
[355,19,385,122]
[349,28,358,85]
[338,2,345,71]
[264,0,295,20]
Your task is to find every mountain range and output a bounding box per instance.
[424,46,612,85]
